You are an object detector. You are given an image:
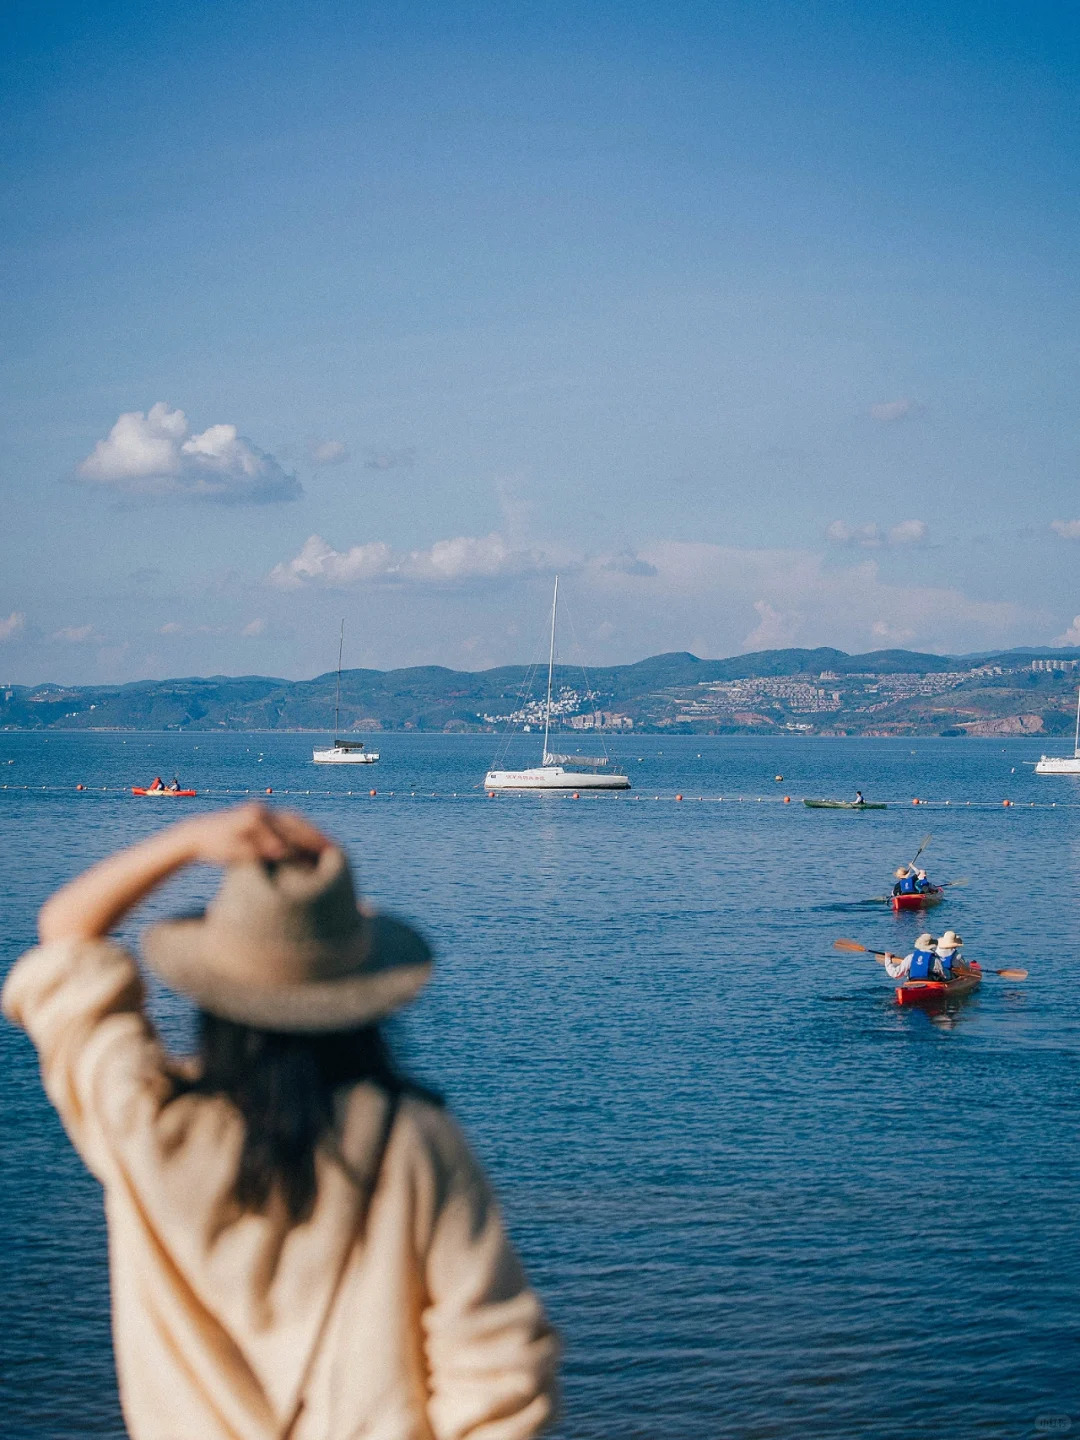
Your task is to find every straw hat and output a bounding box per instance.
[143,846,432,1031]
[894,867,909,879]
[938,930,963,949]
[915,933,935,950]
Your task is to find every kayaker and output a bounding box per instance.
[164,775,181,793]
[147,776,165,792]
[883,932,938,980]
[914,869,933,894]
[854,790,865,806]
[935,930,963,978]
[892,866,917,896]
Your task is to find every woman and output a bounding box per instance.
[3,804,557,1440]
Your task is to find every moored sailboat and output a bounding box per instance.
[1035,688,1080,774]
[312,621,380,764]
[484,578,630,792]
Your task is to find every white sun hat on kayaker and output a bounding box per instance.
[917,869,928,879]
[938,930,963,949]
[915,933,935,950]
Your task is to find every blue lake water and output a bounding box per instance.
[1,732,1078,1438]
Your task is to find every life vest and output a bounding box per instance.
[914,877,932,893]
[907,946,936,979]
[899,875,917,894]
[935,948,957,977]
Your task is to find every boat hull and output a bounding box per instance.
[804,799,887,810]
[484,766,631,791]
[1035,756,1080,774]
[891,887,945,911]
[312,749,379,764]
[896,963,982,1007]
[132,788,197,797]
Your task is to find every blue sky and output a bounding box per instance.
[3,0,1079,683]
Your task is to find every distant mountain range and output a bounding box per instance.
[3,645,1080,736]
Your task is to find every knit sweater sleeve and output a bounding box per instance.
[2,938,166,1184]
[419,1110,559,1440]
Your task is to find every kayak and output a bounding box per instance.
[132,787,197,797]
[896,962,981,1007]
[891,886,944,912]
[804,799,887,810]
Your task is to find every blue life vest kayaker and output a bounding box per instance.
[883,934,937,980]
[935,930,963,978]
[914,870,933,894]
[909,933,939,979]
[892,867,918,896]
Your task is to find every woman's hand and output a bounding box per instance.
[38,804,334,944]
[175,804,330,868]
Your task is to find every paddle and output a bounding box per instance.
[832,938,1028,980]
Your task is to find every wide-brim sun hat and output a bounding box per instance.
[915,933,935,949]
[938,930,963,949]
[894,868,909,879]
[143,845,432,1031]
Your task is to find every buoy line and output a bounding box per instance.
[0,785,1072,809]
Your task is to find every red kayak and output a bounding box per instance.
[132,787,197,797]
[896,962,981,1007]
[891,887,944,912]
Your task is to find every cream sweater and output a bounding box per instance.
[3,939,558,1440]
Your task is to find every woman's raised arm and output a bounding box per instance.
[38,804,330,944]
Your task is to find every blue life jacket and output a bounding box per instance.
[899,875,917,894]
[914,876,932,893]
[908,946,936,979]
[935,949,956,977]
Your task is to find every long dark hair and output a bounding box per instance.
[170,1012,440,1224]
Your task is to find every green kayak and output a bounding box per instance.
[803,799,888,810]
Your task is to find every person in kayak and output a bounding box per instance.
[892,867,918,896]
[164,775,182,793]
[914,869,934,894]
[883,933,938,980]
[935,930,964,978]
[147,776,165,792]
[854,790,865,805]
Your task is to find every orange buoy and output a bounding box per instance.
[369,789,377,797]
[1003,798,1011,806]
[676,794,683,801]
[572,791,580,799]
[784,795,790,803]
[912,798,920,805]
[488,791,495,797]
[76,783,84,791]
[265,787,272,794]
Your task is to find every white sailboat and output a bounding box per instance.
[312,621,380,764]
[484,578,631,792]
[1035,688,1080,774]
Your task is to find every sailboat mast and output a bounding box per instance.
[334,619,344,739]
[1074,685,1079,758]
[542,576,558,763]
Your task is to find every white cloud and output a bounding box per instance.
[1051,519,1080,540]
[826,521,882,547]
[52,625,96,643]
[1053,616,1080,646]
[827,519,928,547]
[0,611,25,640]
[311,440,349,466]
[870,397,920,422]
[77,403,301,503]
[241,618,266,637]
[268,532,556,590]
[870,619,917,646]
[742,601,803,651]
[888,519,929,545]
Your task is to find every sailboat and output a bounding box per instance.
[312,621,380,765]
[483,578,631,792]
[1035,688,1080,774]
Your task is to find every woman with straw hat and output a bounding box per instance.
[3,804,558,1440]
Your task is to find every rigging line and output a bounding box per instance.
[489,655,545,770]
[334,619,344,738]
